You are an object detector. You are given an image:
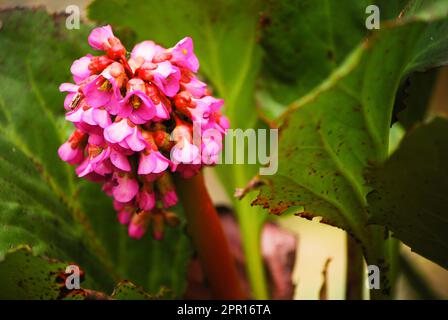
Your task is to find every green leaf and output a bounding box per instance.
[0,8,192,298]
[0,246,71,299]
[253,0,448,275]
[0,8,116,291]
[367,118,448,269]
[0,9,89,195]
[0,246,161,300]
[257,0,411,118]
[395,70,438,129]
[111,280,173,300]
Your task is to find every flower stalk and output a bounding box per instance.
[175,172,245,299]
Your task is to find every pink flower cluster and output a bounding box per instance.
[58,25,229,239]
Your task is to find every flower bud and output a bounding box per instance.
[151,210,165,240]
[105,37,127,60]
[156,172,178,208]
[129,210,151,239]
[164,211,180,227]
[89,56,114,74]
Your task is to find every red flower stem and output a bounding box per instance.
[120,54,134,78]
[175,172,245,299]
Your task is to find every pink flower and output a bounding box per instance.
[201,127,222,165]
[202,142,221,165]
[66,102,91,124]
[71,55,93,84]
[131,40,165,62]
[76,156,112,177]
[71,55,114,84]
[118,210,133,225]
[128,225,145,239]
[65,102,112,135]
[88,25,126,59]
[112,173,139,203]
[92,108,112,128]
[128,210,151,239]
[187,101,211,127]
[78,134,131,173]
[109,148,131,171]
[114,201,134,225]
[118,78,156,124]
[104,118,147,152]
[170,37,199,72]
[217,114,230,132]
[137,187,156,211]
[171,137,200,164]
[155,173,178,208]
[58,129,86,165]
[103,118,133,143]
[82,62,124,111]
[181,75,207,98]
[88,25,114,50]
[138,148,170,175]
[138,61,181,97]
[58,141,84,165]
[76,144,112,177]
[153,62,181,97]
[59,27,227,240]
[59,83,80,110]
[191,96,224,128]
[206,110,230,134]
[162,190,178,208]
[145,84,171,120]
[170,124,200,164]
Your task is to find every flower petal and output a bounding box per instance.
[170,37,199,72]
[104,119,134,144]
[92,108,112,128]
[137,189,156,211]
[71,55,92,83]
[125,127,147,152]
[131,40,164,61]
[110,149,131,171]
[113,174,139,203]
[88,25,114,50]
[138,152,157,175]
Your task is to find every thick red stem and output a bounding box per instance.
[175,172,245,299]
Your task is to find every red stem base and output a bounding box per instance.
[175,172,245,299]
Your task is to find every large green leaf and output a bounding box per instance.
[253,0,448,289]
[0,8,115,291]
[367,118,448,268]
[0,246,160,300]
[0,8,192,298]
[394,69,438,129]
[257,0,411,119]
[0,245,77,299]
